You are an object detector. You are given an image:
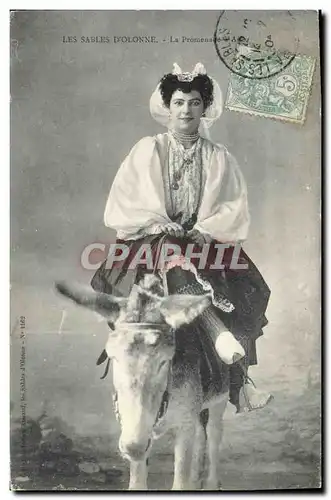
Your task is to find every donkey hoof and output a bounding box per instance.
[204,479,222,490]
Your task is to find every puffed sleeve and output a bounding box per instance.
[194,145,250,243]
[104,136,171,240]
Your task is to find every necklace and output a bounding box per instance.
[168,133,200,190]
[165,135,203,232]
[171,129,200,146]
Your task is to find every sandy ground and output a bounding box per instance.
[10,327,321,491]
[10,386,321,491]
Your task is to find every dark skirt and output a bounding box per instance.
[91,234,270,368]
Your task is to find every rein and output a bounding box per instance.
[111,363,172,430]
[97,323,173,427]
[96,349,110,379]
[154,362,172,427]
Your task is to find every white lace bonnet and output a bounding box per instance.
[149,62,223,134]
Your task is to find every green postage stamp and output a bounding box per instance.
[225,55,316,124]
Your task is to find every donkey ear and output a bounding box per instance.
[55,281,127,323]
[159,294,211,329]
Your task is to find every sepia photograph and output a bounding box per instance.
[10,10,321,491]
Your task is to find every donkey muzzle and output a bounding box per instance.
[119,438,151,461]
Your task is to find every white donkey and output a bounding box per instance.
[55,274,229,490]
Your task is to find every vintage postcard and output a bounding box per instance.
[10,10,321,491]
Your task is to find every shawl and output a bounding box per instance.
[104,134,250,243]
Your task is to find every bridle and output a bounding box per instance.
[98,322,174,441]
[98,253,173,455]
[154,361,172,426]
[112,361,172,430]
[112,360,172,456]
[113,362,171,458]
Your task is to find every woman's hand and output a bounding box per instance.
[187,229,212,246]
[162,222,185,238]
[145,222,185,238]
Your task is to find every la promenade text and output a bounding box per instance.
[62,35,219,44]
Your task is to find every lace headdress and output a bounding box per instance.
[149,62,223,138]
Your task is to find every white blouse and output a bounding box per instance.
[104,133,250,243]
[166,133,205,230]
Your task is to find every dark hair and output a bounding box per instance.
[159,73,214,111]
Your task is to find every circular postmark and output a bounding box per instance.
[214,11,300,79]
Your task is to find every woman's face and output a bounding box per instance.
[169,90,204,134]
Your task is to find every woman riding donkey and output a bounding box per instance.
[91,62,273,412]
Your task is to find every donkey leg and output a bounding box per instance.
[128,460,148,490]
[172,424,196,490]
[190,413,208,490]
[205,399,228,490]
